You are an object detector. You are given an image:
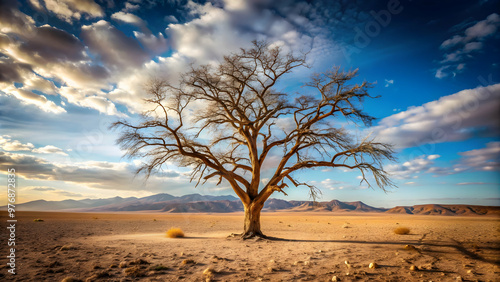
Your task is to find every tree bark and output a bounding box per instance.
[242,202,265,239]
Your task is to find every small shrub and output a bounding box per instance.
[166,228,185,238]
[394,227,410,235]
[34,218,44,222]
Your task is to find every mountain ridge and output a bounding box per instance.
[2,193,499,216]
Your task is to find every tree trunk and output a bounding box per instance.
[242,202,265,239]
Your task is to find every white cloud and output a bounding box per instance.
[59,86,125,116]
[384,79,394,87]
[0,151,187,192]
[164,15,178,23]
[32,145,68,155]
[111,11,148,32]
[372,84,500,148]
[1,86,66,114]
[456,142,500,172]
[436,13,500,78]
[81,20,149,70]
[134,31,168,54]
[124,2,140,12]
[386,155,439,179]
[0,135,34,151]
[42,0,104,23]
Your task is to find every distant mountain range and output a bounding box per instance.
[2,193,499,216]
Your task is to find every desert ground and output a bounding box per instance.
[1,211,499,281]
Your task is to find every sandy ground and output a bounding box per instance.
[0,211,499,281]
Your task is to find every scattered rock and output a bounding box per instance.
[344,260,351,268]
[409,265,418,271]
[59,245,76,251]
[331,275,340,281]
[124,266,146,277]
[129,258,150,265]
[211,255,228,263]
[141,252,156,257]
[456,276,463,281]
[404,245,416,251]
[369,262,378,269]
[203,267,215,276]
[119,261,128,268]
[181,259,196,265]
[293,261,303,266]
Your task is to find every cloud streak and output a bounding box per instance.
[436,13,500,78]
[372,83,500,149]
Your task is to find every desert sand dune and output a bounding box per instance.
[1,211,499,281]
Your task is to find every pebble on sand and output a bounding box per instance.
[369,262,378,269]
[203,267,215,277]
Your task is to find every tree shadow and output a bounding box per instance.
[261,236,500,266]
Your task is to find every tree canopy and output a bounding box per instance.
[112,41,395,238]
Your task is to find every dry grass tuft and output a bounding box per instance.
[394,227,410,235]
[33,218,44,222]
[166,228,185,238]
[151,264,169,271]
[124,266,146,277]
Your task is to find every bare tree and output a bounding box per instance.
[112,41,395,239]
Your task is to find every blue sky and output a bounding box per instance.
[0,0,499,208]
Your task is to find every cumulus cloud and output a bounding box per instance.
[455,141,500,172]
[1,86,66,114]
[0,135,69,156]
[436,13,500,78]
[111,11,148,32]
[1,0,364,117]
[81,20,149,70]
[134,31,168,54]
[384,79,394,87]
[386,155,440,179]
[372,83,500,149]
[32,145,68,155]
[0,135,34,151]
[42,0,104,23]
[0,151,185,191]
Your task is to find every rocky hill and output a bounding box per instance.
[3,193,498,215]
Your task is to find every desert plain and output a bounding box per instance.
[1,211,499,281]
